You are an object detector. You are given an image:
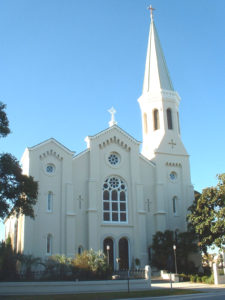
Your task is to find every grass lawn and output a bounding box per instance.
[0,289,202,300]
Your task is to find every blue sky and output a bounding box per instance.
[0,0,225,241]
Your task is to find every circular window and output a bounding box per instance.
[169,171,177,181]
[46,164,55,174]
[108,153,120,166]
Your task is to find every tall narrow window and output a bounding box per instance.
[47,192,53,212]
[78,246,83,255]
[103,177,128,223]
[167,108,173,129]
[47,234,52,255]
[153,109,160,130]
[177,112,180,134]
[172,196,178,215]
[143,113,148,134]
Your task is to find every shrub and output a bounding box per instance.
[41,254,75,281]
[179,273,190,282]
[72,249,111,280]
[204,274,214,284]
[196,276,202,283]
[190,274,197,282]
[190,274,214,284]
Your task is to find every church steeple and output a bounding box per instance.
[143,6,174,94]
[138,8,187,160]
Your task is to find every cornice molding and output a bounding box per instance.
[39,149,63,161]
[166,162,182,167]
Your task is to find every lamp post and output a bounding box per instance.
[106,245,110,266]
[173,244,178,274]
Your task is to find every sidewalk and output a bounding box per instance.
[0,280,224,296]
[151,281,225,292]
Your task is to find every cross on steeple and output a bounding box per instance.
[108,107,117,127]
[169,139,176,149]
[147,5,155,21]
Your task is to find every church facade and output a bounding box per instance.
[5,12,194,269]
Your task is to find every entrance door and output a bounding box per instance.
[119,237,129,270]
[103,237,114,270]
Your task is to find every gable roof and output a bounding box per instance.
[28,138,75,156]
[85,125,141,147]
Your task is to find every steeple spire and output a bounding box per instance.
[138,8,183,161]
[143,6,174,94]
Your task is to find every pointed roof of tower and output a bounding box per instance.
[143,7,174,94]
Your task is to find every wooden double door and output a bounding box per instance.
[103,237,129,270]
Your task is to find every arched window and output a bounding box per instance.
[177,112,180,134]
[143,113,148,134]
[47,234,52,255]
[172,196,178,215]
[47,191,53,212]
[78,246,83,255]
[167,108,173,130]
[103,177,127,223]
[119,237,129,269]
[153,109,160,130]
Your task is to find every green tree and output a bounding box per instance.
[0,102,38,220]
[176,231,198,273]
[152,230,198,274]
[0,237,17,280]
[0,102,10,138]
[151,230,174,270]
[188,174,225,253]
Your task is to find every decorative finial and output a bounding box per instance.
[108,107,117,127]
[147,5,155,21]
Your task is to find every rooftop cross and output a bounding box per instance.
[108,107,117,127]
[147,5,155,21]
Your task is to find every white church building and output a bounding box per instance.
[5,10,194,269]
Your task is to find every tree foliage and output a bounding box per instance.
[0,153,38,219]
[0,102,10,138]
[0,102,38,220]
[71,249,111,280]
[73,249,107,273]
[152,230,198,274]
[188,174,225,253]
[0,237,17,280]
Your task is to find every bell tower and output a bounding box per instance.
[138,7,194,233]
[138,7,187,161]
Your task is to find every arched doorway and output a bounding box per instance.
[119,237,129,270]
[103,237,114,270]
